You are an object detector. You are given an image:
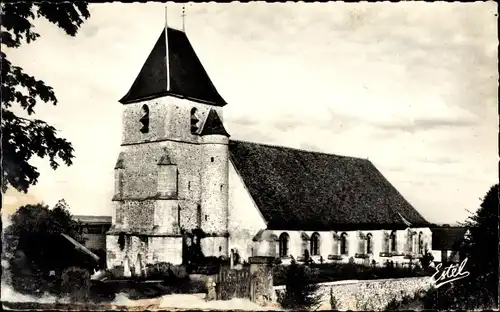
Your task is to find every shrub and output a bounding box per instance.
[419,251,434,269]
[385,282,498,311]
[9,266,59,297]
[188,256,230,275]
[6,202,85,273]
[61,267,91,302]
[145,262,188,280]
[278,261,321,310]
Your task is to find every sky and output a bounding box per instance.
[3,2,498,225]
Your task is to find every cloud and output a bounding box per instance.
[416,157,458,165]
[377,117,479,133]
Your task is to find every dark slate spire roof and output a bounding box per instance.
[199,109,230,137]
[228,140,430,231]
[119,27,227,106]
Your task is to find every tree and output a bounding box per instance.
[4,200,87,295]
[383,184,499,311]
[1,2,90,193]
[278,260,321,310]
[460,183,499,308]
[407,184,499,310]
[6,200,84,271]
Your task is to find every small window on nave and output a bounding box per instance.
[340,232,348,255]
[310,232,321,256]
[279,232,290,257]
[390,230,397,252]
[366,233,373,254]
[418,231,424,255]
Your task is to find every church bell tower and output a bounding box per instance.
[106,20,230,270]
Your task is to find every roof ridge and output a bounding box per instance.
[229,139,369,161]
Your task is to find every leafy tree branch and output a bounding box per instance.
[1,2,90,193]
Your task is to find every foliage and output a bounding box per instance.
[6,200,84,271]
[4,200,92,297]
[273,262,433,286]
[385,184,499,310]
[188,256,230,275]
[145,262,188,280]
[423,184,499,310]
[418,250,434,269]
[8,264,60,298]
[458,183,499,308]
[1,2,90,193]
[61,266,91,302]
[278,261,321,310]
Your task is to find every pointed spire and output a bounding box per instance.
[119,21,227,106]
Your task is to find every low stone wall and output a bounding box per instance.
[274,276,433,311]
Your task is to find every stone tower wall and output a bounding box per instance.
[200,135,230,257]
[108,96,231,269]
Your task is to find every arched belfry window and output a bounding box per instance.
[340,232,348,255]
[140,105,149,133]
[279,232,290,257]
[190,108,199,133]
[310,232,321,256]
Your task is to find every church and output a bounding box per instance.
[105,25,433,271]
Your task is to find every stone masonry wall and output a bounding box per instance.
[119,200,155,230]
[113,140,202,232]
[274,276,434,311]
[106,234,183,269]
[109,95,231,269]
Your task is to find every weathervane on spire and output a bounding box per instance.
[181,4,186,32]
